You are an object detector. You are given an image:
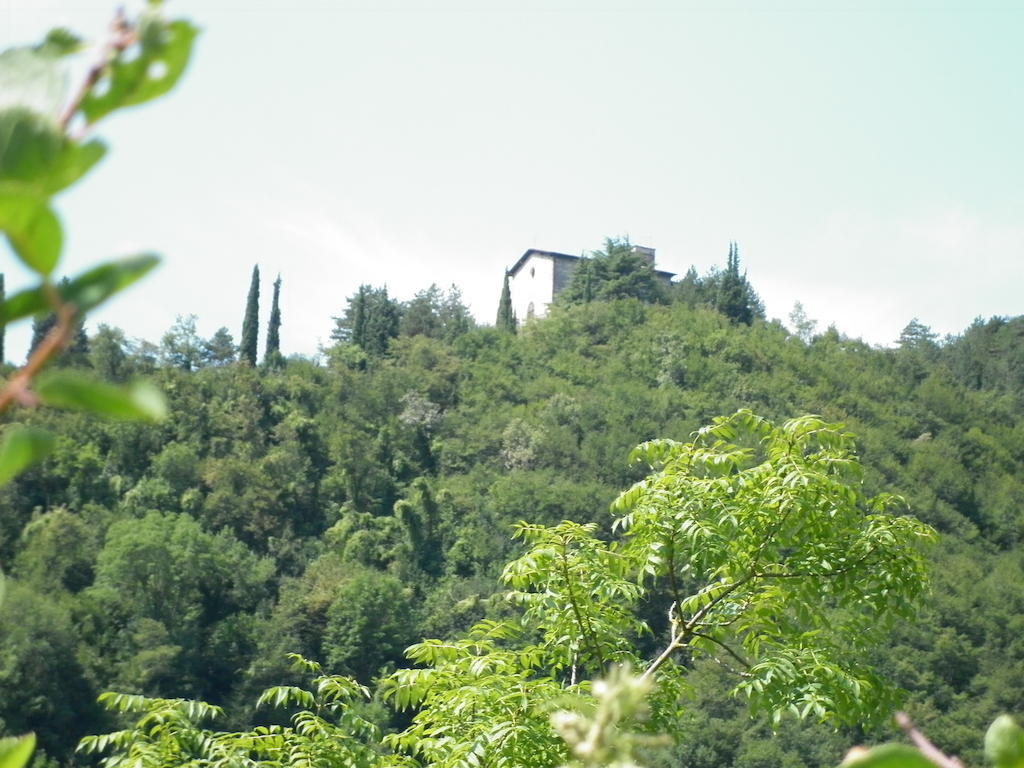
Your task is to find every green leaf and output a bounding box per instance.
[0,182,62,274]
[0,108,108,194]
[0,734,36,768]
[987,715,1024,768]
[839,744,936,768]
[80,18,199,124]
[34,373,166,421]
[64,254,160,312]
[36,28,84,57]
[0,47,65,120]
[0,286,48,325]
[0,427,54,487]
[0,254,159,325]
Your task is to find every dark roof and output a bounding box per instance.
[508,248,675,279]
[507,249,578,276]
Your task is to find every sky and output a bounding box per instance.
[1,0,1022,363]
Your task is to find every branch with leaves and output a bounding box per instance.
[0,2,195,478]
[0,4,196,766]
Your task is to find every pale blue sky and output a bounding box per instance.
[2,0,1022,362]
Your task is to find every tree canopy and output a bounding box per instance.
[558,237,670,306]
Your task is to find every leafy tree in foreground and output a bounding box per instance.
[77,655,381,768]
[383,411,934,768]
[82,411,935,768]
[240,264,260,365]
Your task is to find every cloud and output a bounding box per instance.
[757,207,1024,345]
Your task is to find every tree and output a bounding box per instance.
[89,324,130,381]
[323,568,415,682]
[160,314,203,371]
[88,511,273,698]
[240,264,260,366]
[202,327,237,366]
[898,318,939,351]
[438,284,475,341]
[402,284,474,342]
[789,301,818,342]
[332,285,401,356]
[496,271,516,333]
[264,274,282,365]
[673,265,704,307]
[715,242,763,325]
[0,581,104,758]
[559,237,669,306]
[381,411,934,768]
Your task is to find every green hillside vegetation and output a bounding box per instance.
[4,8,1024,767]
[2,269,1024,764]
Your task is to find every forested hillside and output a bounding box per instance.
[3,269,1024,765]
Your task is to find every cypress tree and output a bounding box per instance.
[264,274,282,365]
[496,272,515,333]
[240,264,260,366]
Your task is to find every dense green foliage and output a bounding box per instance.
[3,286,1024,764]
[4,7,1024,768]
[558,237,670,306]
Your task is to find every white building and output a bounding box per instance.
[506,246,673,323]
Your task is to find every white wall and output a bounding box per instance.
[509,254,554,324]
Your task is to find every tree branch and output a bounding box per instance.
[59,8,137,131]
[0,293,76,415]
[895,712,965,768]
[641,573,755,682]
[558,537,606,671]
[689,631,750,671]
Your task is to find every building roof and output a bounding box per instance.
[507,249,579,277]
[507,248,675,279]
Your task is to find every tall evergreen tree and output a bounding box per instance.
[496,272,516,333]
[362,285,401,355]
[264,274,282,365]
[714,241,763,326]
[239,265,260,366]
[331,285,401,355]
